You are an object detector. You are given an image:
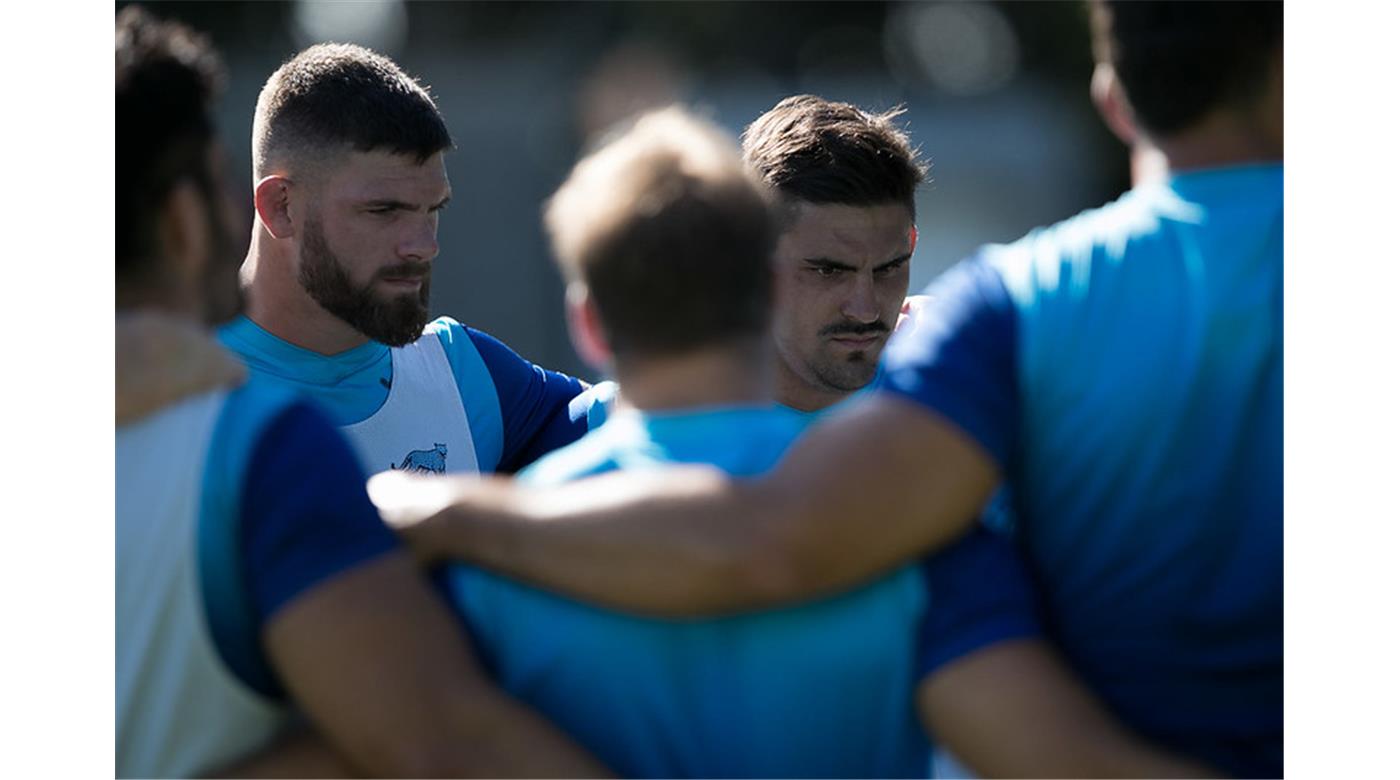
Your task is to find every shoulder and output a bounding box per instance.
[985,188,1173,307]
[424,317,503,360]
[516,417,635,486]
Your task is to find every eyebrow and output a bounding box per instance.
[360,194,453,211]
[875,253,913,272]
[802,253,912,272]
[803,257,860,272]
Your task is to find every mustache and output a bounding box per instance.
[377,261,432,280]
[820,321,890,338]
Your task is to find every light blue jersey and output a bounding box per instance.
[117,378,396,777]
[448,406,930,778]
[881,163,1282,776]
[220,316,609,475]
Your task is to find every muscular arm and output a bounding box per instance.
[264,552,611,778]
[234,403,609,778]
[918,640,1219,779]
[211,728,352,778]
[374,394,999,616]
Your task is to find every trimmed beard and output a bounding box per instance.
[297,214,431,347]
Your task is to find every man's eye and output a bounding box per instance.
[814,266,841,277]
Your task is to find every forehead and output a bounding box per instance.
[777,201,912,264]
[319,149,450,201]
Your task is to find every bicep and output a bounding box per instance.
[469,328,588,472]
[261,552,490,775]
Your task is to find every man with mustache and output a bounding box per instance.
[751,95,920,416]
[220,42,604,479]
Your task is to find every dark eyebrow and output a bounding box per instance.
[361,199,415,211]
[875,253,913,272]
[803,257,860,272]
[360,194,452,212]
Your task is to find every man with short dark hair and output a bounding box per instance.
[375,2,1283,776]
[742,95,925,413]
[115,9,605,776]
[221,43,604,479]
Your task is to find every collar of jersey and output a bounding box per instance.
[608,403,802,442]
[221,315,390,385]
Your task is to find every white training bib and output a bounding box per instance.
[117,391,290,778]
[341,333,479,477]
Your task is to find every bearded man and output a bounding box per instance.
[222,43,605,478]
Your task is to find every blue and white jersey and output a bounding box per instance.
[116,380,397,778]
[448,405,932,778]
[880,163,1283,777]
[219,316,608,476]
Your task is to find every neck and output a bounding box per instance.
[1154,106,1282,177]
[242,227,370,355]
[613,342,772,413]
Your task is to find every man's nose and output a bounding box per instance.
[840,275,880,323]
[398,217,439,263]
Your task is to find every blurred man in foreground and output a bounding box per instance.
[375,1,1283,776]
[114,7,605,776]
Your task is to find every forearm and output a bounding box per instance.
[439,680,613,778]
[412,467,782,616]
[384,397,995,617]
[919,640,1220,779]
[212,728,354,778]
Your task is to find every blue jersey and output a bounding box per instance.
[880,163,1283,777]
[117,379,396,777]
[449,404,1041,777]
[219,315,607,474]
[448,405,932,778]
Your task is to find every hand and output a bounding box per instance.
[896,295,932,333]
[116,311,246,425]
[367,471,488,564]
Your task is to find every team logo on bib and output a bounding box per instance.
[391,443,447,474]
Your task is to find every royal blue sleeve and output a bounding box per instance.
[879,253,1019,470]
[467,329,591,473]
[241,402,400,625]
[917,526,1042,679]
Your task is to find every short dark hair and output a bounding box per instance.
[116,4,224,278]
[252,43,453,177]
[741,95,927,219]
[1090,0,1283,137]
[546,108,777,363]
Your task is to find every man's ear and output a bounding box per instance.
[565,282,613,373]
[1090,63,1140,148]
[253,175,297,239]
